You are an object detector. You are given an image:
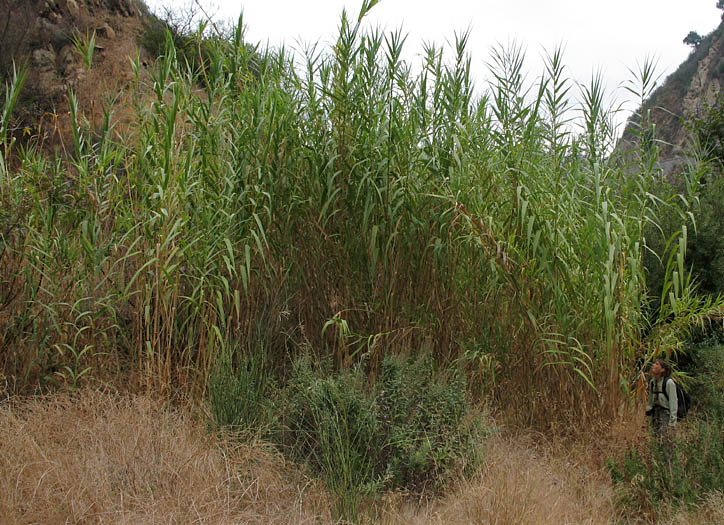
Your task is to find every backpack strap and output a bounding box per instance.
[661,377,670,401]
[650,377,669,406]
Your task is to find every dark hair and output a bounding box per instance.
[656,358,672,377]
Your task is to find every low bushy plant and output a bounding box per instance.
[280,355,379,521]
[376,353,482,492]
[276,352,483,520]
[608,421,724,518]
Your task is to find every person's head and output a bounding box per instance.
[652,358,671,378]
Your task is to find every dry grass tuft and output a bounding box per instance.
[440,435,613,524]
[650,492,724,525]
[0,389,330,524]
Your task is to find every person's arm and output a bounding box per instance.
[666,378,678,426]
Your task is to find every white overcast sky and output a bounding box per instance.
[145,0,722,134]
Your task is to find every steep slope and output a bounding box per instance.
[1,0,152,150]
[620,18,724,162]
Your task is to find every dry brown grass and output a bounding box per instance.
[437,435,613,524]
[0,389,625,524]
[2,388,617,525]
[0,388,331,524]
[4,390,723,525]
[369,431,615,525]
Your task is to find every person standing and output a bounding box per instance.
[646,358,678,435]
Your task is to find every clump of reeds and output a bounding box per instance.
[0,1,713,432]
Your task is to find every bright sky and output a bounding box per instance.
[145,0,722,135]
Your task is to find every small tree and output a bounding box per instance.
[717,0,724,11]
[684,30,703,48]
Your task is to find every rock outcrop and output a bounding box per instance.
[619,19,724,163]
[0,0,151,149]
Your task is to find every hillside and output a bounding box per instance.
[0,0,153,150]
[620,16,724,163]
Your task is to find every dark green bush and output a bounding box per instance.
[376,353,481,492]
[280,355,379,521]
[276,353,483,520]
[682,329,724,420]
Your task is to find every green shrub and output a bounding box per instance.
[376,353,482,492]
[608,421,724,518]
[277,353,483,521]
[280,356,379,521]
[683,330,724,421]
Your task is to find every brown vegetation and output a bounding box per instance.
[0,389,332,523]
[3,388,710,525]
[0,388,611,524]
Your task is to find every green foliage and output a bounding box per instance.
[689,89,724,166]
[608,422,724,518]
[71,30,97,70]
[376,353,482,492]
[681,329,724,420]
[643,90,724,302]
[277,353,482,520]
[0,1,705,432]
[279,356,379,521]
[0,62,26,153]
[208,340,274,433]
[683,31,703,48]
[684,177,724,295]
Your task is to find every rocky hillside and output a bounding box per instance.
[621,18,724,163]
[0,0,153,149]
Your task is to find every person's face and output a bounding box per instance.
[651,361,663,377]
